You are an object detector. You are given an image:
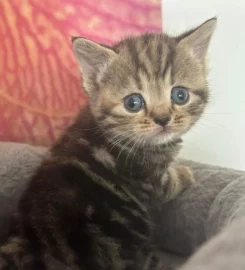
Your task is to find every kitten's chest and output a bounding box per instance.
[115,150,170,204]
[121,170,165,211]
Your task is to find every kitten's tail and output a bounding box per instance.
[0,236,44,269]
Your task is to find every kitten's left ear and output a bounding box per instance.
[177,17,217,59]
[72,37,117,78]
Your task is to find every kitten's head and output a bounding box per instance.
[72,18,216,145]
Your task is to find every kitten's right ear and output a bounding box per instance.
[72,37,117,79]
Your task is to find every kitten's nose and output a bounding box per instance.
[154,116,170,127]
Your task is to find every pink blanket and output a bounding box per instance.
[0,0,162,146]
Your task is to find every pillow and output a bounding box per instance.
[0,0,162,146]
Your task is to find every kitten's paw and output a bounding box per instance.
[176,166,195,188]
[162,165,195,202]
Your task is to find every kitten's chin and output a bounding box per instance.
[151,132,180,145]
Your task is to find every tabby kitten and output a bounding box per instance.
[0,18,216,270]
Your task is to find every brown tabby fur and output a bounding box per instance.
[0,18,216,270]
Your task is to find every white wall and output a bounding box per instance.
[162,0,245,170]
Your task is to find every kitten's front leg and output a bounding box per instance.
[161,165,195,202]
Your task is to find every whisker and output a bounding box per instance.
[125,134,143,166]
[129,135,145,179]
[200,118,231,132]
[105,130,137,153]
[115,133,139,163]
[203,112,235,115]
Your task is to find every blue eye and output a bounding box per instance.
[124,94,144,112]
[171,87,190,105]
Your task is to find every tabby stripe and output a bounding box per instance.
[160,57,170,82]
[70,160,129,202]
[110,210,148,240]
[168,47,175,85]
[42,227,82,269]
[106,218,148,242]
[0,252,17,270]
[147,36,157,64]
[127,39,151,80]
[120,185,147,214]
[156,42,163,76]
[70,159,149,218]
[119,208,151,237]
[193,89,209,103]
[98,111,126,121]
[187,101,203,114]
[86,223,121,269]
[134,72,143,91]
[139,58,152,80]
[142,34,155,75]
[122,206,148,221]
[127,39,140,68]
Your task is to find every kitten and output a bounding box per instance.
[0,18,216,270]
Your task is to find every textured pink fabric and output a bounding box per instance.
[0,0,162,146]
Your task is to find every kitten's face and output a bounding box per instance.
[73,18,216,145]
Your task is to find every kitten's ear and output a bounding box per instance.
[72,37,116,78]
[177,18,217,59]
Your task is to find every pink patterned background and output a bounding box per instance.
[0,0,162,146]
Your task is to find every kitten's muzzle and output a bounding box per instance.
[154,116,170,127]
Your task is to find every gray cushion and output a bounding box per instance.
[180,217,245,270]
[0,142,244,269]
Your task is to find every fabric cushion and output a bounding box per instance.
[0,142,245,269]
[0,0,162,146]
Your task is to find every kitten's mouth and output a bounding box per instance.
[157,125,171,134]
[150,126,179,144]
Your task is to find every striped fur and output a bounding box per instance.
[0,18,216,269]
